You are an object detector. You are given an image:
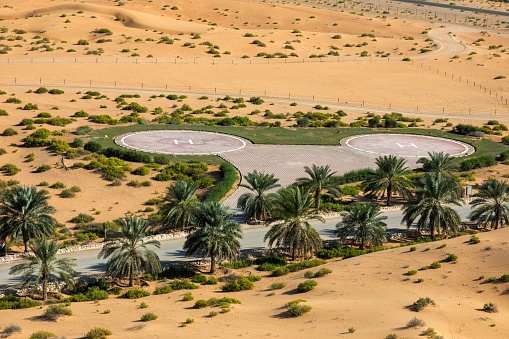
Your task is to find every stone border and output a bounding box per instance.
[340,133,474,158]
[114,130,248,155]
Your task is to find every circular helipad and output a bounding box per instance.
[114,130,247,155]
[342,134,473,158]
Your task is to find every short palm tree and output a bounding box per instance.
[469,179,509,230]
[98,215,161,286]
[402,173,462,239]
[296,164,341,211]
[184,202,242,273]
[264,186,324,260]
[9,238,76,300]
[417,151,457,175]
[364,155,413,206]
[159,180,199,231]
[0,185,56,252]
[335,204,388,250]
[237,170,280,222]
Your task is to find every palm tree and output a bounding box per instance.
[417,151,457,175]
[98,215,161,286]
[184,202,242,273]
[364,155,413,206]
[296,164,341,211]
[402,173,462,239]
[335,204,388,250]
[469,179,509,230]
[237,170,280,222]
[159,180,199,231]
[9,238,76,300]
[264,186,324,260]
[0,185,56,252]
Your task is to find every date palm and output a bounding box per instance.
[469,179,509,230]
[364,155,413,206]
[417,151,457,175]
[9,238,76,300]
[402,173,462,239]
[159,180,199,231]
[296,164,341,211]
[264,186,324,260]
[335,203,388,250]
[184,202,242,273]
[0,185,56,252]
[98,215,161,287]
[237,170,280,222]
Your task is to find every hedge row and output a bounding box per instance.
[103,147,152,163]
[460,156,497,171]
[205,162,238,202]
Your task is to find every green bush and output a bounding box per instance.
[84,140,103,152]
[257,262,278,271]
[407,270,418,276]
[500,274,509,282]
[406,317,425,328]
[297,280,317,293]
[132,166,150,175]
[193,299,208,309]
[191,274,207,283]
[85,327,112,339]
[3,324,22,335]
[271,267,290,277]
[287,259,326,272]
[470,235,480,244]
[313,268,332,277]
[183,292,194,301]
[248,97,264,105]
[270,282,287,290]
[254,254,287,266]
[44,304,73,321]
[483,302,498,313]
[222,259,252,269]
[0,295,41,309]
[154,285,173,295]
[446,253,458,262]
[222,276,261,292]
[141,312,158,321]
[76,126,93,135]
[460,156,497,171]
[287,299,311,316]
[429,262,441,269]
[205,162,238,202]
[304,271,314,278]
[68,287,109,302]
[30,330,56,339]
[170,279,199,290]
[204,277,218,285]
[411,297,435,312]
[120,289,150,299]
[2,128,18,136]
[0,163,20,175]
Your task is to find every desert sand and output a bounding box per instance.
[0,0,508,337]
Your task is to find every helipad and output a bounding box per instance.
[114,130,247,155]
[342,134,474,158]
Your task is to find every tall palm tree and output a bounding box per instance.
[417,151,457,175]
[98,215,161,287]
[296,164,341,211]
[469,179,509,230]
[335,204,388,250]
[184,202,242,273]
[0,185,56,252]
[364,155,413,206]
[159,180,199,231]
[9,238,76,300]
[237,170,280,222]
[264,186,324,260]
[402,173,462,239]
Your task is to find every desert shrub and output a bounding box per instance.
[171,279,199,290]
[222,276,261,292]
[453,124,480,135]
[139,302,148,308]
[141,312,158,321]
[446,253,458,262]
[191,274,207,283]
[131,166,149,175]
[205,162,238,202]
[84,140,103,152]
[270,282,287,290]
[407,270,418,276]
[287,299,311,316]
[208,311,218,317]
[76,126,93,136]
[0,163,20,175]
[193,299,208,309]
[35,87,48,94]
[0,295,41,309]
[287,259,326,272]
[313,268,332,277]
[411,297,435,312]
[49,181,66,189]
[222,259,252,269]
[406,317,425,328]
[102,147,151,163]
[48,89,64,95]
[429,262,441,269]
[483,302,498,313]
[258,263,278,271]
[271,267,290,277]
[5,97,21,104]
[460,156,497,171]
[60,189,76,198]
[29,330,56,339]
[44,304,73,321]
[409,246,417,252]
[183,292,194,301]
[0,148,6,155]
[248,96,264,105]
[22,103,39,110]
[2,128,17,136]
[89,115,117,125]
[297,280,317,293]
[385,334,398,339]
[3,324,22,335]
[470,235,480,244]
[68,287,109,302]
[85,327,112,339]
[204,277,218,285]
[254,254,287,266]
[500,274,509,282]
[154,285,173,295]
[120,289,150,299]
[0,109,8,116]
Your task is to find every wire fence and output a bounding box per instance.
[0,73,507,117]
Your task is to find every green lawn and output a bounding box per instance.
[88,124,508,164]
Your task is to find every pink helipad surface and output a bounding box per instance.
[342,134,473,158]
[115,130,247,155]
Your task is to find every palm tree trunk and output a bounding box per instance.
[23,232,29,253]
[129,253,135,287]
[315,190,321,211]
[210,251,216,274]
[291,246,296,261]
[42,271,48,300]
[386,185,392,206]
